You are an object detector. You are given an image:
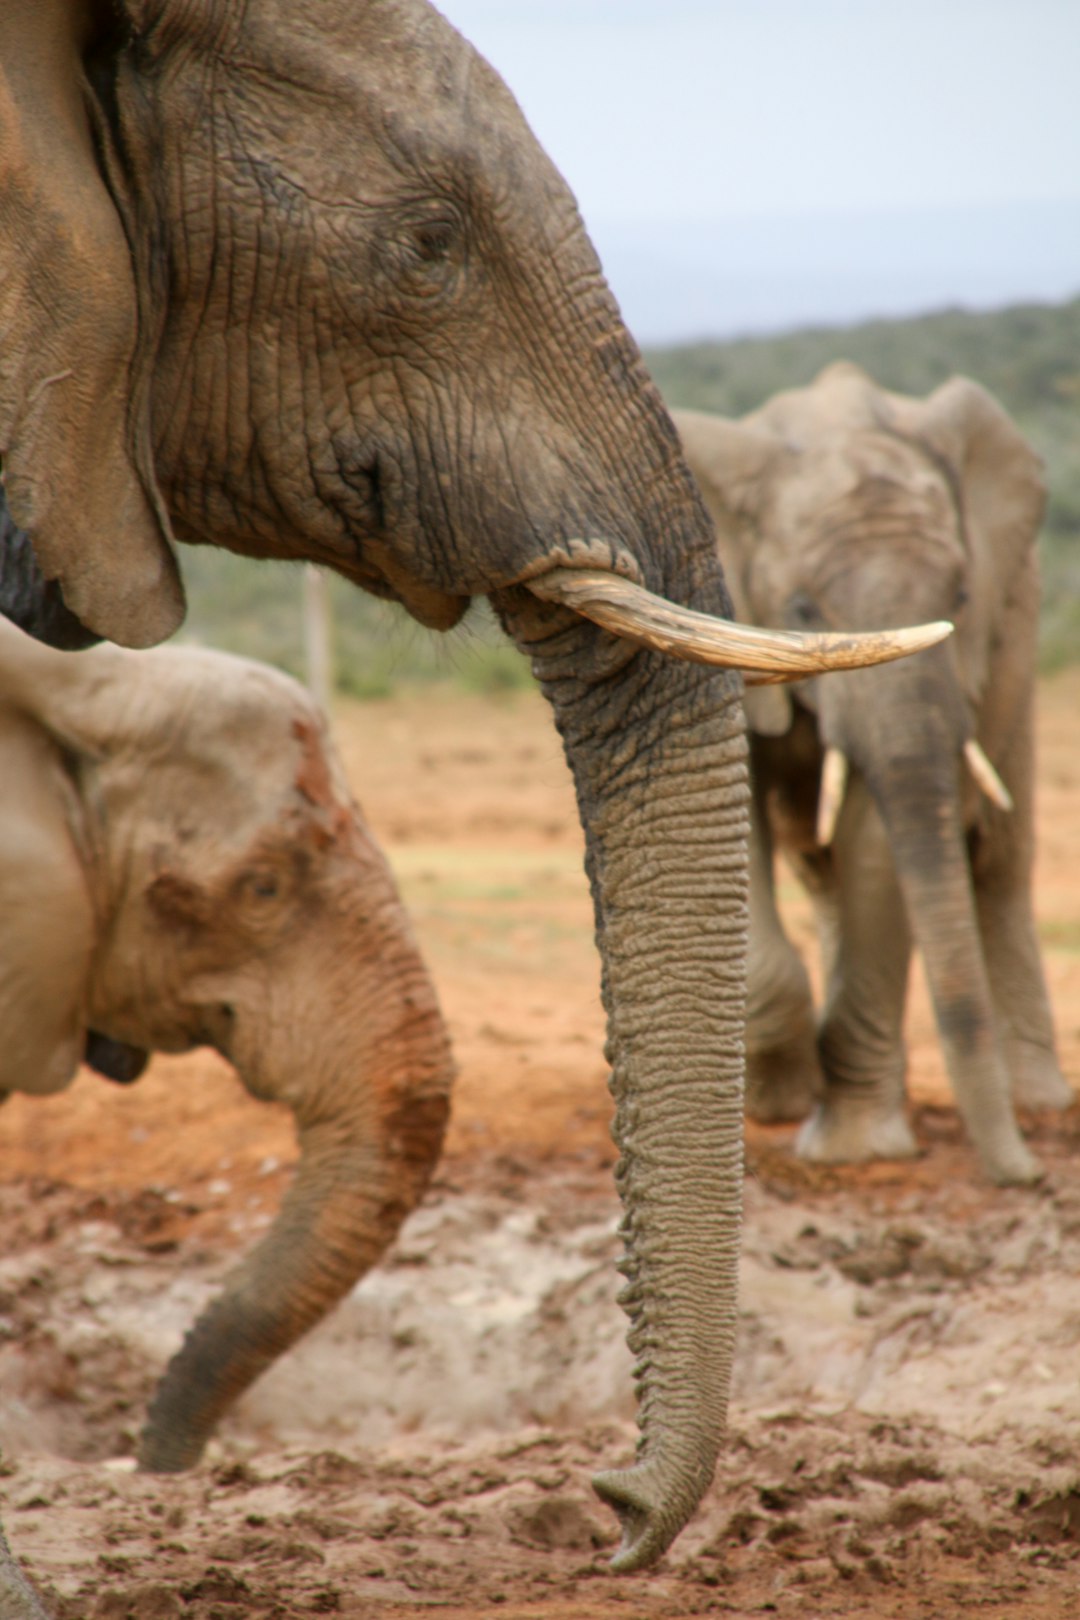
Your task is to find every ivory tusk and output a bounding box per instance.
[816,747,848,846]
[964,739,1014,812]
[526,568,953,682]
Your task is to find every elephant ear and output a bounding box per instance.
[673,407,792,736]
[887,376,1045,698]
[0,4,183,647]
[0,698,97,1098]
[0,611,133,764]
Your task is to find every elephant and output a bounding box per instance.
[0,612,455,1474]
[0,0,946,1579]
[674,362,1072,1189]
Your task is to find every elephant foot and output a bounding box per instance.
[1008,1043,1076,1111]
[745,1035,822,1124]
[796,1094,918,1166]
[977,1130,1042,1188]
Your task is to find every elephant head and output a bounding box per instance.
[0,616,454,1470]
[676,362,1067,1187]
[0,2,947,1568]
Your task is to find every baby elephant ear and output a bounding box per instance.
[0,7,184,647]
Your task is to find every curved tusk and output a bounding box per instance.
[526,568,953,682]
[816,747,848,846]
[964,739,1014,813]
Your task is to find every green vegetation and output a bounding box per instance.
[178,547,538,697]
[178,295,1080,686]
[644,295,1080,672]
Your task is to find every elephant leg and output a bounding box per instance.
[977,886,1071,1108]
[796,778,918,1164]
[971,742,1072,1111]
[745,785,821,1123]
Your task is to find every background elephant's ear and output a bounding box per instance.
[906,377,1045,569]
[893,376,1045,691]
[0,7,184,648]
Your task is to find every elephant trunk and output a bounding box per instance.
[498,577,749,1572]
[824,652,1037,1186]
[138,969,452,1471]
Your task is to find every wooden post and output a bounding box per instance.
[303,564,334,714]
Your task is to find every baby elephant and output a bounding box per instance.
[0,618,454,1469]
[676,363,1070,1187]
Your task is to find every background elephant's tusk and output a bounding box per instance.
[526,568,953,682]
[963,739,1014,812]
[816,746,848,846]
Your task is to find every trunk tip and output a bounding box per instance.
[593,1467,671,1573]
[593,1459,711,1573]
[139,1348,227,1472]
[137,1423,207,1474]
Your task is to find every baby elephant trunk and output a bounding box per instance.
[138,991,453,1471]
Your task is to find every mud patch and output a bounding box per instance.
[4,678,1080,1617]
[5,1131,1080,1617]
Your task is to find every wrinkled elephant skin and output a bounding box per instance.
[0,0,759,1572]
[0,0,950,1584]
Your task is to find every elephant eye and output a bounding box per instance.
[787,590,822,628]
[413,219,455,263]
[395,204,465,295]
[248,871,280,901]
[953,584,970,612]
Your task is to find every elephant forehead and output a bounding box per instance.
[98,649,358,843]
[771,435,957,542]
[142,674,313,781]
[198,0,558,212]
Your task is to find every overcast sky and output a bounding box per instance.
[438,1,1079,222]
[435,1,1080,340]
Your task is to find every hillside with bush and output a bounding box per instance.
[646,296,1080,668]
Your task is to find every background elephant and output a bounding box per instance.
[0,616,454,1472]
[675,363,1072,1188]
[0,0,942,1575]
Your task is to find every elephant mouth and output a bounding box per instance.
[813,736,1015,847]
[354,537,471,631]
[382,576,470,633]
[525,559,954,683]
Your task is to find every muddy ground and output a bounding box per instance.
[3,671,1080,1619]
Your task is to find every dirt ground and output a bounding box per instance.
[3,671,1080,1619]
